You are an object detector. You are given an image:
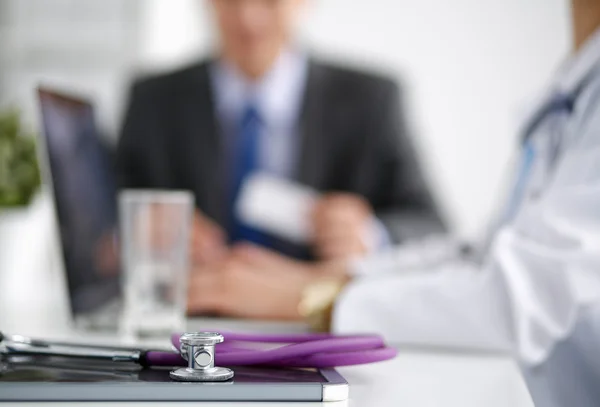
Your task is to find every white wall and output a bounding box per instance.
[117,0,572,238]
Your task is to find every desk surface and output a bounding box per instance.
[0,199,534,406]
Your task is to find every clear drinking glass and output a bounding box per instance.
[119,190,194,337]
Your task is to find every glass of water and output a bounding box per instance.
[119,190,194,337]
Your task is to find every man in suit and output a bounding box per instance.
[117,0,442,281]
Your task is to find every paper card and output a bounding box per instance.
[235,173,319,244]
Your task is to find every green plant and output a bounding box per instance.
[0,108,41,207]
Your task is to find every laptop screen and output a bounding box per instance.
[38,88,120,316]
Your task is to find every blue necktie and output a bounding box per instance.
[228,104,269,245]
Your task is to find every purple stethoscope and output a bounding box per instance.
[1,330,397,382]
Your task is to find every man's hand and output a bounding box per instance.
[311,193,375,260]
[191,210,228,265]
[187,244,317,319]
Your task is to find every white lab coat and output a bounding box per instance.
[333,29,600,407]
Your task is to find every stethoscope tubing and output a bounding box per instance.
[1,331,398,368]
[155,331,397,368]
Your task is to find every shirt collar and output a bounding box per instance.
[556,27,600,95]
[210,48,308,128]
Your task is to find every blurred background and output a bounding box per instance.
[0,0,571,238]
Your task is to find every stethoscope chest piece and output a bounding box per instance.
[170,332,234,382]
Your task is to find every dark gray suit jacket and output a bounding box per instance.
[117,58,445,256]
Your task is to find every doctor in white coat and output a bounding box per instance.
[333,1,600,405]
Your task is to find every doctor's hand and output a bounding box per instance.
[191,210,227,265]
[187,244,319,320]
[312,193,375,260]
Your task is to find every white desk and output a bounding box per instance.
[0,197,534,406]
[0,288,535,407]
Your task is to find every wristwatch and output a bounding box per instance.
[298,277,349,332]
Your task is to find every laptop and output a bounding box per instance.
[37,87,121,329]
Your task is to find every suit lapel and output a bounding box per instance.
[178,61,227,226]
[297,60,329,189]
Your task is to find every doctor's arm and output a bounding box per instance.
[334,135,600,360]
